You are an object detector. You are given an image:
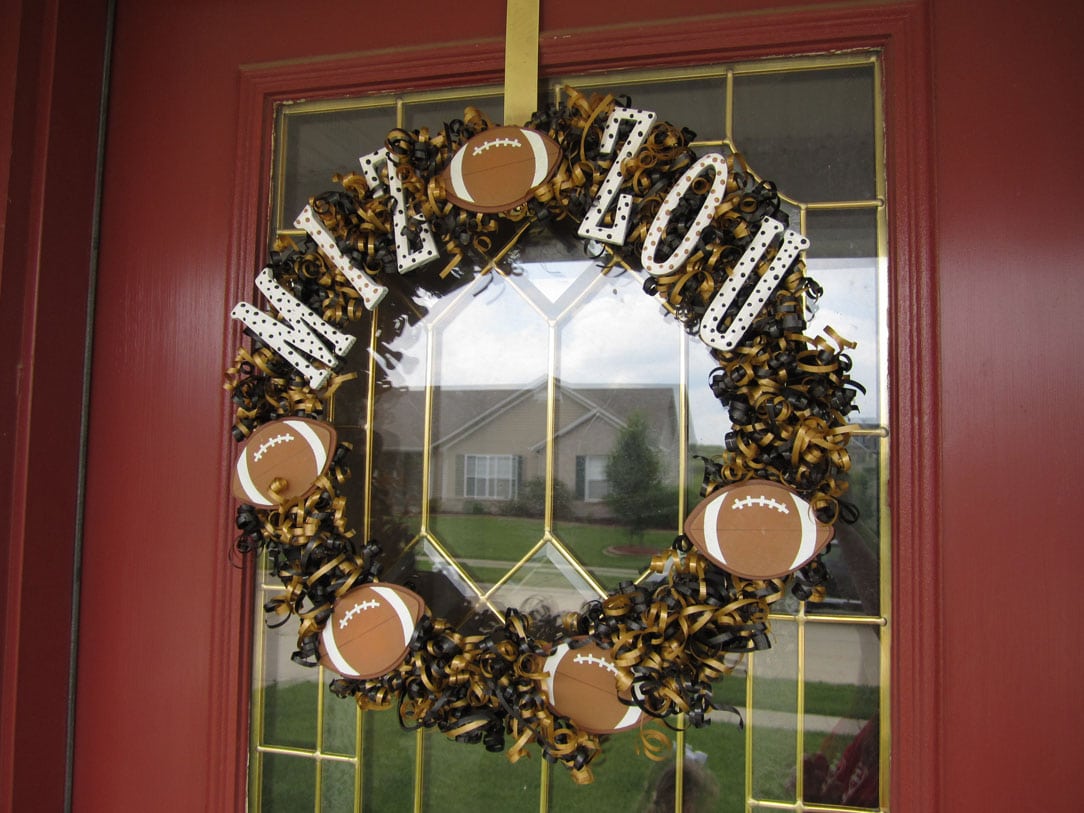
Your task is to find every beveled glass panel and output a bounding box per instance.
[486,541,601,616]
[426,271,550,574]
[552,265,685,586]
[380,536,482,629]
[733,65,877,202]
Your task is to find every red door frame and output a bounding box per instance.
[5,1,1081,811]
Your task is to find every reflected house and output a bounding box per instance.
[373,378,680,520]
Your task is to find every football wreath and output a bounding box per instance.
[319,583,427,680]
[440,125,562,213]
[542,638,643,735]
[225,85,869,786]
[683,480,835,580]
[230,417,336,508]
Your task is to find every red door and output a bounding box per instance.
[3,1,1081,812]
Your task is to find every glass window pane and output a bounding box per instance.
[750,625,799,803]
[801,624,882,808]
[260,753,317,812]
[360,712,416,812]
[255,53,888,813]
[258,620,319,750]
[277,105,397,231]
[421,729,541,811]
[321,761,358,813]
[547,76,728,142]
[733,66,876,201]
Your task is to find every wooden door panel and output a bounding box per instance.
[73,6,503,810]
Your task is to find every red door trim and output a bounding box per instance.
[0,1,110,810]
[221,4,939,809]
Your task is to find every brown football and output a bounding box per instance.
[441,126,561,213]
[683,480,834,579]
[319,583,426,680]
[542,638,642,735]
[231,417,336,508]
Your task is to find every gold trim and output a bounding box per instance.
[255,744,358,762]
[538,759,550,812]
[414,729,425,813]
[745,649,755,810]
[871,52,892,813]
[794,602,808,804]
[768,612,886,626]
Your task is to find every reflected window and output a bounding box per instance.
[463,453,519,500]
[576,455,609,502]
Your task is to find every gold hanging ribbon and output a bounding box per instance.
[503,0,540,125]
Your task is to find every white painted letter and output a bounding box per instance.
[293,204,388,309]
[641,153,729,276]
[698,216,810,352]
[231,268,357,390]
[577,107,657,246]
[356,147,439,275]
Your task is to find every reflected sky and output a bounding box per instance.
[382,255,883,438]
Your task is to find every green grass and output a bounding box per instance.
[253,671,877,812]
[429,513,676,564]
[253,509,879,810]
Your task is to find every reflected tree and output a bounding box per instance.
[605,412,665,539]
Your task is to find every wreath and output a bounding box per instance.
[224,86,864,784]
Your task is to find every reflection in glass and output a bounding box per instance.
[800,624,881,808]
[684,702,746,813]
[381,537,482,629]
[733,66,876,202]
[750,624,799,802]
[261,752,316,812]
[360,711,416,813]
[258,619,319,750]
[320,761,357,813]
[553,265,685,588]
[321,677,358,756]
[422,727,541,812]
[257,54,889,813]
[486,541,601,616]
[805,256,881,422]
[277,105,397,232]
